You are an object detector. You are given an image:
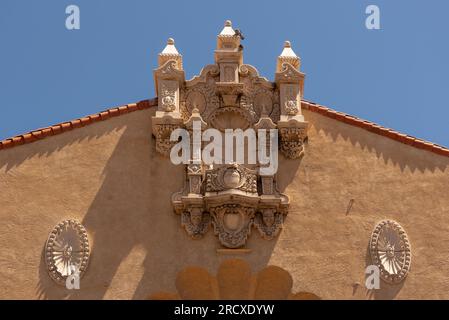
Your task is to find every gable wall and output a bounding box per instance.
[0,107,448,299]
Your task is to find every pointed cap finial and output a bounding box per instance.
[158,37,183,69]
[277,40,300,71]
[219,19,236,36]
[161,37,179,55]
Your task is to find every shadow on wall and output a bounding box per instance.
[33,107,293,299]
[307,111,449,174]
[148,258,321,300]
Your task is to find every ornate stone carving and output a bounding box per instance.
[205,164,257,193]
[210,204,255,248]
[279,125,308,159]
[185,91,207,114]
[159,81,178,112]
[209,107,252,131]
[160,21,309,248]
[181,208,211,239]
[45,219,90,285]
[370,220,411,284]
[153,123,180,156]
[152,40,185,156]
[254,209,284,240]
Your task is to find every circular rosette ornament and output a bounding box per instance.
[370,220,411,284]
[45,219,90,285]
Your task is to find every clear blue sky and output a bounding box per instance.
[1,0,448,146]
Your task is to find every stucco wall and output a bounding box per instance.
[0,107,448,299]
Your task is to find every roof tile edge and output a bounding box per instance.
[302,100,449,157]
[1,97,448,158]
[0,98,157,150]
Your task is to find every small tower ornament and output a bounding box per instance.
[152,38,185,156]
[275,41,308,159]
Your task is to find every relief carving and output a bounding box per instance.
[45,219,90,285]
[160,81,178,112]
[181,208,211,239]
[370,220,411,284]
[155,21,309,248]
[254,209,284,240]
[210,204,255,248]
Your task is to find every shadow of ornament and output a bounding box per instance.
[44,219,90,285]
[370,220,411,284]
[148,259,320,300]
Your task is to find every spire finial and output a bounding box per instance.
[225,20,232,27]
[277,40,300,71]
[158,37,183,69]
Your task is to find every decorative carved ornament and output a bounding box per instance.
[153,21,308,248]
[45,219,90,285]
[370,220,411,284]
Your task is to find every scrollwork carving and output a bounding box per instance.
[153,124,180,156]
[254,209,284,240]
[210,204,255,248]
[181,208,211,239]
[279,127,308,159]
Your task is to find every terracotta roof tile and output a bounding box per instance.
[0,97,448,158]
[301,100,449,157]
[0,98,156,150]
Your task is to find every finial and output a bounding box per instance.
[279,40,298,58]
[158,37,183,69]
[276,40,300,71]
[225,20,232,27]
[161,37,179,55]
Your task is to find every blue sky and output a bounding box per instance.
[1,0,448,146]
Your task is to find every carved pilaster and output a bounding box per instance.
[275,41,309,159]
[152,39,185,156]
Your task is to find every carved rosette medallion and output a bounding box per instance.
[45,219,90,285]
[210,204,256,248]
[370,220,411,284]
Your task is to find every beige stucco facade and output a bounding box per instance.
[1,105,448,299]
